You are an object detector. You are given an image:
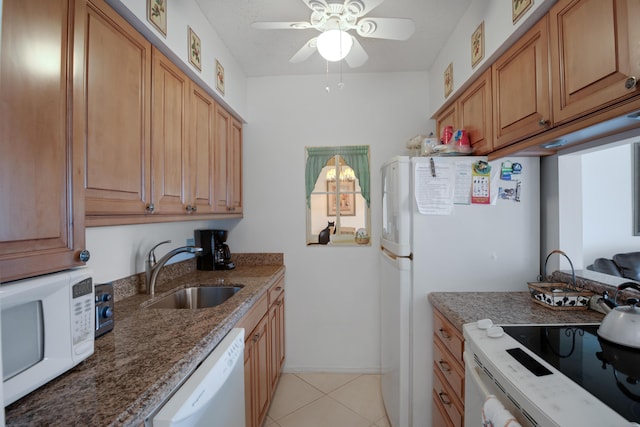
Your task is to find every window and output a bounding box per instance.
[305,146,371,245]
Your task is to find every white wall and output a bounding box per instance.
[85,219,238,284]
[553,138,640,271]
[227,71,430,372]
[427,0,556,116]
[582,142,639,263]
[106,0,248,120]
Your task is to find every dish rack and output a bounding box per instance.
[528,250,593,310]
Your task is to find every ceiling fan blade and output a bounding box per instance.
[344,0,385,17]
[252,21,312,30]
[356,17,415,40]
[344,37,368,68]
[301,0,329,14]
[290,37,318,63]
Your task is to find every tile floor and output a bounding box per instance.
[263,373,391,427]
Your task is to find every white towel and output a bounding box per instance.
[482,395,522,427]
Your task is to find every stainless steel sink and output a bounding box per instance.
[145,286,242,309]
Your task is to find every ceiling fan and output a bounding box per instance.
[251,0,415,68]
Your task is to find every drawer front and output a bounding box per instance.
[432,390,455,427]
[236,294,268,336]
[433,364,464,427]
[433,337,464,400]
[268,278,284,306]
[433,309,464,364]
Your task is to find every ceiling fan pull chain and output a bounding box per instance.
[325,60,330,93]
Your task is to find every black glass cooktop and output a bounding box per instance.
[503,324,640,423]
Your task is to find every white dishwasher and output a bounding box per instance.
[148,328,245,427]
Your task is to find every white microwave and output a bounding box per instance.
[0,268,94,406]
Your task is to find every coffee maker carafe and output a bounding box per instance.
[195,229,235,271]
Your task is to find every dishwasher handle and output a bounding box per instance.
[463,351,492,399]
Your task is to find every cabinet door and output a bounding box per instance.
[213,104,230,213]
[82,0,151,216]
[492,16,551,149]
[435,103,457,143]
[269,292,285,390]
[228,117,243,213]
[0,0,86,282]
[457,69,493,155]
[247,315,270,427]
[189,82,215,214]
[151,48,189,214]
[550,0,640,125]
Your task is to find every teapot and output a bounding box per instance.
[597,282,640,349]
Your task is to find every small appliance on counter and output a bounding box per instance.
[195,229,236,271]
[95,282,114,338]
[0,268,94,406]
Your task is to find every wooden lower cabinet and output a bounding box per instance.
[433,308,465,427]
[239,277,285,427]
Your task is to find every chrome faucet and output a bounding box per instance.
[145,240,203,296]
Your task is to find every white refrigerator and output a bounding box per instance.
[379,156,540,427]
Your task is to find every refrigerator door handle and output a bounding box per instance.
[381,246,413,260]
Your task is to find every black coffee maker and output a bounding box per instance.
[195,229,235,270]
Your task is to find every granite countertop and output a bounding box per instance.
[5,259,285,427]
[429,291,605,332]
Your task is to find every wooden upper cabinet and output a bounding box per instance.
[151,47,190,215]
[492,16,551,149]
[458,69,493,155]
[82,0,152,217]
[228,117,243,213]
[0,0,86,282]
[550,0,640,125]
[189,82,216,214]
[435,103,457,143]
[214,104,243,214]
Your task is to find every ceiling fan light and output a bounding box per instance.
[317,30,353,61]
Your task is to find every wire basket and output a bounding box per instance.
[528,250,593,310]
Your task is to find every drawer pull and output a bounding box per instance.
[438,328,451,340]
[438,391,452,406]
[438,359,451,372]
[625,76,637,90]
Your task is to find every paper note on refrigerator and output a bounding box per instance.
[414,160,453,215]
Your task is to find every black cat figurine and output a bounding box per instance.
[318,221,335,245]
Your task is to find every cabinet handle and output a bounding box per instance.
[185,205,197,213]
[438,359,451,372]
[252,332,261,342]
[78,249,91,262]
[625,76,637,90]
[438,391,452,406]
[438,328,451,340]
[275,286,282,291]
[538,118,549,127]
[146,203,155,213]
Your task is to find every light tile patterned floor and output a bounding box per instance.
[263,373,391,427]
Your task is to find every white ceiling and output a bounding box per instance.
[194,0,472,77]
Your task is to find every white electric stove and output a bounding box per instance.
[463,321,640,427]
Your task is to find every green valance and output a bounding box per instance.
[305,145,370,208]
